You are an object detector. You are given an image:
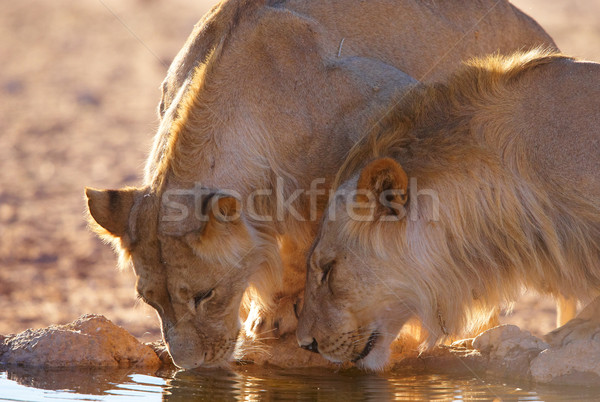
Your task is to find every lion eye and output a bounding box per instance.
[320,261,335,284]
[194,289,214,308]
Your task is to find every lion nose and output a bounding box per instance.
[300,338,319,354]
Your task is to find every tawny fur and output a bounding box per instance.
[86,0,556,369]
[298,49,600,370]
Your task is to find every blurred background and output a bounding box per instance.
[1,0,599,342]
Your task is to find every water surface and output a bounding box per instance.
[1,366,598,401]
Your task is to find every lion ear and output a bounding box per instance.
[183,194,242,247]
[211,195,240,219]
[195,193,241,225]
[85,187,140,238]
[356,157,408,216]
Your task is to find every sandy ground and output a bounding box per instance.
[1,0,599,343]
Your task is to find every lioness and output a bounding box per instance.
[86,0,555,369]
[297,50,600,370]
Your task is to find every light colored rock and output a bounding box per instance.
[530,337,600,385]
[0,314,160,367]
[473,324,549,357]
[471,313,600,385]
[545,295,600,347]
[532,297,600,385]
[472,324,548,379]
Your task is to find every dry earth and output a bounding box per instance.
[1,0,599,343]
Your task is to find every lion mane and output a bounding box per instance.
[298,49,600,369]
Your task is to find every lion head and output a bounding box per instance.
[85,186,273,369]
[297,153,512,370]
[296,158,422,370]
[297,50,600,370]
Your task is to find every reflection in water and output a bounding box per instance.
[1,365,600,401]
[165,367,404,401]
[4,365,168,396]
[161,366,600,401]
[1,367,175,402]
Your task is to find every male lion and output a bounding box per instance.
[86,0,555,369]
[297,49,600,371]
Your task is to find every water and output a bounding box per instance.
[1,366,598,401]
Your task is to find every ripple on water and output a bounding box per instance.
[1,366,599,401]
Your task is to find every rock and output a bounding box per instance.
[0,314,160,368]
[473,324,548,356]
[472,324,548,379]
[469,307,600,385]
[544,295,600,347]
[530,337,600,385]
[145,340,176,368]
[531,297,600,385]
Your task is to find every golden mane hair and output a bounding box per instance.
[332,49,600,342]
[335,48,571,189]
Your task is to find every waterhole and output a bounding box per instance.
[2,366,599,401]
